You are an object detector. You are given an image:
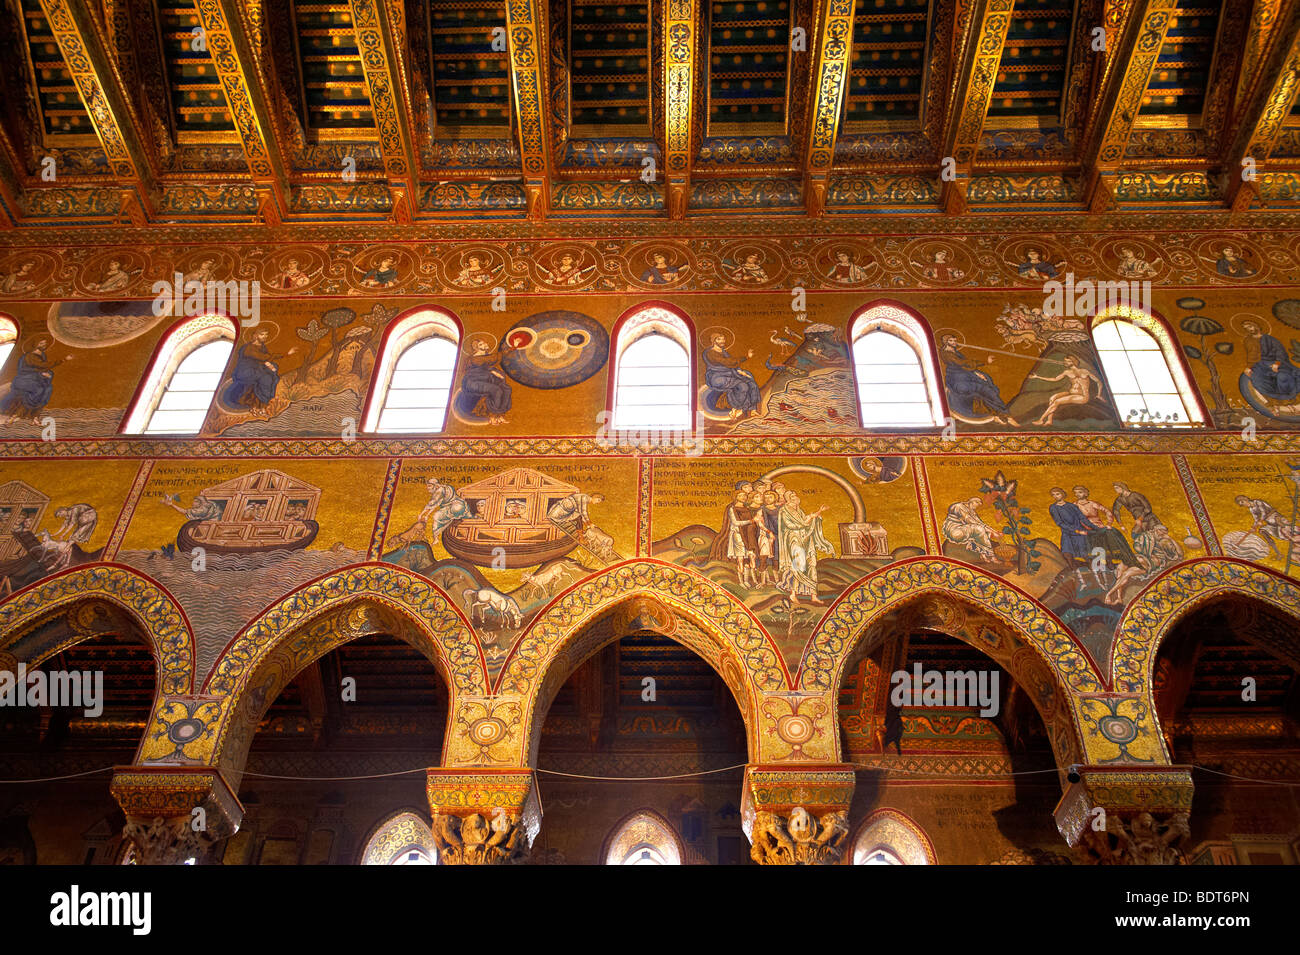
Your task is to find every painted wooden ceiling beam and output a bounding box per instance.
[663,0,701,220]
[36,0,157,216]
[192,0,290,224]
[506,0,553,220]
[349,0,420,223]
[1221,0,1300,210]
[1079,0,1177,212]
[802,0,856,216]
[0,131,21,228]
[938,0,1014,215]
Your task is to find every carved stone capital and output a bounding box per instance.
[741,764,856,865]
[120,816,211,866]
[750,808,850,865]
[110,766,243,865]
[1054,765,1194,865]
[426,768,540,865]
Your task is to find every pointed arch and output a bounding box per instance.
[602,809,685,865]
[851,809,936,865]
[608,302,695,432]
[361,306,462,433]
[801,558,1101,771]
[200,563,487,784]
[360,809,437,865]
[499,560,788,765]
[0,563,194,694]
[848,300,946,428]
[1112,558,1300,696]
[1091,305,1206,428]
[121,313,237,434]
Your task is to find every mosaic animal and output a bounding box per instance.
[520,562,582,601]
[463,586,522,629]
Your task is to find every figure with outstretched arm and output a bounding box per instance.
[0,337,72,423]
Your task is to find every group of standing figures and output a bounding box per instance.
[943,481,1188,605]
[1047,483,1186,602]
[709,478,835,604]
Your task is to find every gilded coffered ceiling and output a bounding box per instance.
[0,0,1297,226]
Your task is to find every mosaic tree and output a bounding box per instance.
[980,470,1041,575]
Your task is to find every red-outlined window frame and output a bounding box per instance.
[359,305,464,435]
[1090,304,1209,428]
[0,314,18,378]
[847,299,949,430]
[605,300,698,434]
[119,312,239,435]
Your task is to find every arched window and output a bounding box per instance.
[363,308,461,433]
[610,305,692,431]
[122,314,236,435]
[0,317,16,372]
[360,811,438,866]
[392,847,435,865]
[860,848,903,865]
[602,810,683,865]
[852,809,936,865]
[1092,307,1203,427]
[849,303,945,427]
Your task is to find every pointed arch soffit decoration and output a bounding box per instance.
[602,808,685,865]
[499,559,790,693]
[0,563,195,695]
[360,809,437,865]
[851,808,937,865]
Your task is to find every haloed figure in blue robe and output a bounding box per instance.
[939,334,1018,425]
[458,338,514,425]
[1240,319,1300,404]
[703,334,760,421]
[0,336,69,423]
[222,327,294,415]
[1049,486,1105,589]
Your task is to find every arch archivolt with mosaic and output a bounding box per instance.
[496,560,796,763]
[499,560,788,693]
[0,563,195,695]
[1112,558,1300,701]
[798,558,1132,766]
[515,595,767,765]
[168,564,488,778]
[202,563,487,698]
[801,559,1104,693]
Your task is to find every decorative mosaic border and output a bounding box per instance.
[6,429,1300,459]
